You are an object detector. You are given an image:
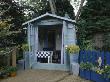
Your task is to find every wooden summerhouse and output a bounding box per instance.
[23,13,76,71]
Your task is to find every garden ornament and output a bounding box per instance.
[97,57,102,67]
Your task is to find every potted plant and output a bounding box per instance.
[65,44,80,63]
[65,44,80,73]
[0,66,9,79]
[8,66,17,77]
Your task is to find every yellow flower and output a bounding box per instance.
[66,45,80,54]
[105,65,108,68]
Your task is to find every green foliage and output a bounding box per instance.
[103,33,110,51]
[0,0,25,47]
[0,66,17,77]
[0,0,24,30]
[55,0,75,19]
[80,62,94,70]
[20,0,50,20]
[22,44,29,51]
[20,0,75,20]
[0,47,12,53]
[7,66,17,73]
[95,68,104,75]
[78,0,110,50]
[103,65,110,78]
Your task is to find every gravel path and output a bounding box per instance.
[0,69,91,82]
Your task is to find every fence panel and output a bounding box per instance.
[90,51,96,63]
[0,52,11,66]
[79,50,85,63]
[79,50,110,66]
[105,52,110,65]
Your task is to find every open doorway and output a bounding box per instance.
[37,25,62,64]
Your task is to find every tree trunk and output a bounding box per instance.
[75,0,85,21]
[48,0,56,14]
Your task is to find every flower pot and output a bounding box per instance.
[10,72,16,77]
[69,54,79,64]
[79,69,85,78]
[69,54,79,73]
[73,54,79,63]
[85,70,91,80]
[91,71,105,82]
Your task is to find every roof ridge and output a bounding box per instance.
[22,13,75,25]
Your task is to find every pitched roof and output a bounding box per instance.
[22,13,75,25]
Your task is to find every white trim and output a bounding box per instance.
[61,25,64,64]
[28,23,31,52]
[36,26,38,50]
[63,21,67,64]
[37,19,62,25]
[23,13,75,25]
[34,26,38,62]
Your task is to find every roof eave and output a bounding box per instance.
[22,13,76,26]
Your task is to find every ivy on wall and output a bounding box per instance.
[77,0,110,50]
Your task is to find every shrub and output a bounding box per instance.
[80,62,94,70]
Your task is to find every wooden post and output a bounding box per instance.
[63,21,67,65]
[61,21,64,64]
[28,23,31,52]
[12,47,16,67]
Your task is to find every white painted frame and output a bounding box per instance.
[23,13,75,25]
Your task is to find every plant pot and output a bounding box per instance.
[73,54,79,63]
[69,54,79,63]
[10,72,16,77]
[69,54,79,73]
[91,71,105,82]
[79,69,85,78]
[85,70,91,80]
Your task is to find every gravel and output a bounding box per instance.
[0,69,91,82]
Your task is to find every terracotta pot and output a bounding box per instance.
[10,72,16,77]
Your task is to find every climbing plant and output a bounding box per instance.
[77,0,110,50]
